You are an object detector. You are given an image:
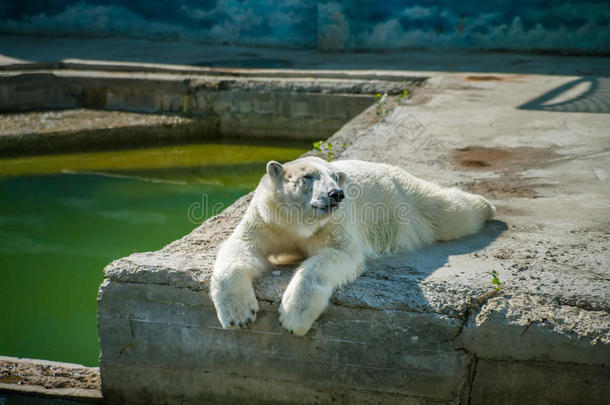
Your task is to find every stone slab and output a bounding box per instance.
[0,356,101,403]
[98,280,469,404]
[470,359,610,405]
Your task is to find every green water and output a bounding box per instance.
[0,142,307,366]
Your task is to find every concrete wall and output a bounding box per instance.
[0,72,373,140]
[1,1,609,53]
[98,280,471,404]
[0,63,420,153]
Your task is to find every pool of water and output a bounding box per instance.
[0,142,308,366]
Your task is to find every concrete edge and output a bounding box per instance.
[95,277,609,404]
[0,59,430,82]
[0,356,99,371]
[0,356,102,403]
[0,383,103,402]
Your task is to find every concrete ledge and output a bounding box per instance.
[99,281,470,404]
[455,295,609,366]
[0,59,429,83]
[470,359,609,405]
[0,356,102,403]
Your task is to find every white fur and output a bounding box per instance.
[210,157,495,335]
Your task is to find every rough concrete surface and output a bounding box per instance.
[0,356,101,402]
[0,109,191,137]
[95,64,610,404]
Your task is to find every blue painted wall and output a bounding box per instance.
[1,1,608,53]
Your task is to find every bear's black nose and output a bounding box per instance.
[328,189,345,203]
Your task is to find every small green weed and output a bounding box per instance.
[375,93,388,116]
[397,88,410,103]
[490,270,502,291]
[313,140,347,161]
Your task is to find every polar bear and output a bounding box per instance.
[210,157,495,335]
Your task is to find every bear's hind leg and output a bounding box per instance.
[420,186,495,242]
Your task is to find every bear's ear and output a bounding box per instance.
[266,161,284,181]
[337,171,347,187]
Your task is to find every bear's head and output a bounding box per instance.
[263,157,346,224]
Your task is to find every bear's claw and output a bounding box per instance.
[212,278,259,330]
[278,306,313,336]
[278,320,294,335]
[223,305,257,329]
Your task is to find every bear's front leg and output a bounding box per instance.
[279,246,364,336]
[211,237,269,329]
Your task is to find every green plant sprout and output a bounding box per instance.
[397,88,410,103]
[313,140,335,161]
[375,93,388,116]
[491,270,502,291]
[313,140,347,161]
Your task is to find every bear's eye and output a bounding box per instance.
[302,174,313,181]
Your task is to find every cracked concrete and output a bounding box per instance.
[0,356,102,403]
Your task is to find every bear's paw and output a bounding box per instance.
[212,277,259,329]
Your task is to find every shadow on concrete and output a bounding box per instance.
[277,220,508,311]
[359,220,508,313]
[518,77,610,113]
[368,219,507,276]
[407,219,507,276]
